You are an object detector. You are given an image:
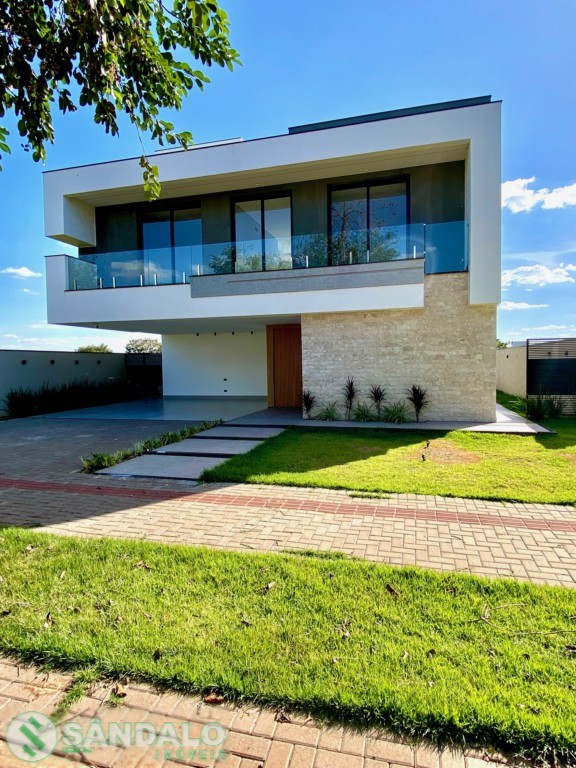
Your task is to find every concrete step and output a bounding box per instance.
[155,438,262,457]
[98,454,223,480]
[194,426,285,440]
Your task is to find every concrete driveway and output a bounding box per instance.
[40,396,268,422]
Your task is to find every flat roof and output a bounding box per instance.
[44,95,495,174]
[288,96,494,134]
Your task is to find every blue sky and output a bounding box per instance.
[1,0,576,351]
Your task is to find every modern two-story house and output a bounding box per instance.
[44,96,501,421]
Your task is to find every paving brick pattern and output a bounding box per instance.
[0,658,504,768]
[0,417,574,766]
[0,418,575,587]
[0,477,574,586]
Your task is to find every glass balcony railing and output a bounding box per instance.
[423,220,468,274]
[65,221,468,290]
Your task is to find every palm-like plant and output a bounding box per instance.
[342,377,358,420]
[368,385,386,418]
[302,389,316,419]
[406,385,429,422]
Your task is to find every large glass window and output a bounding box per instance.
[330,181,407,265]
[174,208,202,278]
[142,210,172,283]
[234,196,292,272]
[141,205,202,283]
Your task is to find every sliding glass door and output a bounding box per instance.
[141,205,202,284]
[234,195,292,272]
[330,181,407,265]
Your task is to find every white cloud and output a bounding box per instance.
[2,334,20,339]
[0,266,42,279]
[502,177,576,213]
[499,301,548,310]
[22,288,41,295]
[520,324,575,332]
[502,264,576,287]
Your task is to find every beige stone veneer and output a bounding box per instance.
[301,273,497,422]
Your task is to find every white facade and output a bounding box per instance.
[43,97,502,419]
[162,332,266,397]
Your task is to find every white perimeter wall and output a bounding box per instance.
[0,350,126,415]
[162,332,267,397]
[496,346,527,397]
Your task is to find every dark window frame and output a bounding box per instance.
[137,199,202,279]
[136,199,202,250]
[230,191,293,273]
[327,176,410,266]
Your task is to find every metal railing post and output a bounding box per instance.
[423,223,427,259]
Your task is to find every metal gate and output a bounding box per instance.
[527,338,576,395]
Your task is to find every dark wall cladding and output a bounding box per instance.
[527,338,576,395]
[80,161,465,256]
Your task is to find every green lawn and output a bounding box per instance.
[201,398,576,505]
[1,529,576,763]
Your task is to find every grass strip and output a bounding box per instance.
[0,529,575,764]
[200,417,576,505]
[81,419,221,472]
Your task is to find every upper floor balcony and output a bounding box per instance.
[64,220,468,293]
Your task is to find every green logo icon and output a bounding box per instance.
[6,712,57,762]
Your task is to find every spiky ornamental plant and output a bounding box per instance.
[382,400,410,423]
[342,377,358,420]
[406,385,429,422]
[352,402,375,422]
[368,385,386,419]
[314,402,339,421]
[302,389,316,419]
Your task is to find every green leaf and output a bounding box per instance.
[0,0,238,194]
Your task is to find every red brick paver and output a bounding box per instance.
[0,658,508,768]
[0,475,575,587]
[0,417,569,766]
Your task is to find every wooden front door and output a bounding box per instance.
[267,325,302,407]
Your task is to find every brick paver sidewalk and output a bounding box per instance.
[0,476,574,587]
[0,657,503,768]
[0,417,575,588]
[0,417,573,766]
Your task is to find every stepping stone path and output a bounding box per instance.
[156,438,265,456]
[196,426,286,439]
[97,426,285,480]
